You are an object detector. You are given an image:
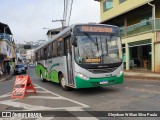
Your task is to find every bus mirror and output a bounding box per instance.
[72,39,77,47]
[71,35,77,47]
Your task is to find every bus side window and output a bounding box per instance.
[57,40,64,56]
[48,43,53,58]
[53,41,57,57]
[44,47,48,60]
[40,49,44,60]
[65,37,71,54]
[38,51,40,61]
[35,52,38,61]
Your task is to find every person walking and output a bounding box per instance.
[5,62,11,80]
[0,65,3,79]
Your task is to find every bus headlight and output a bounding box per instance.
[76,72,89,80]
[116,70,123,77]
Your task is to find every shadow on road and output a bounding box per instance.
[42,79,122,96]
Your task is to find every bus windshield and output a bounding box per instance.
[74,33,122,64]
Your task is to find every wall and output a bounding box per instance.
[156,4,160,18]
[155,32,160,73]
[155,43,160,73]
[0,40,7,55]
[100,0,153,22]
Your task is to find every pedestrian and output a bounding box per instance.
[0,65,3,78]
[5,62,11,79]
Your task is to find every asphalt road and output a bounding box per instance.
[0,67,160,120]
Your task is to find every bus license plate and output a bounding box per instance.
[100,81,108,84]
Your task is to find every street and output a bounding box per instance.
[0,67,160,120]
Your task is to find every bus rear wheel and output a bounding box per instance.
[40,73,46,82]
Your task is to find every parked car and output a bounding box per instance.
[29,63,36,67]
[14,64,27,75]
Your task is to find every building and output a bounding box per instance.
[0,22,16,73]
[46,27,67,40]
[95,0,160,73]
[15,40,46,64]
[26,49,35,64]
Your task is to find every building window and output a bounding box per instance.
[57,40,64,56]
[119,0,126,4]
[103,0,113,12]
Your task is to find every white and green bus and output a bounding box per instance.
[35,23,124,90]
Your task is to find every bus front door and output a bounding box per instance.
[65,37,74,86]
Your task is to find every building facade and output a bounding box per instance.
[0,22,16,73]
[46,27,66,40]
[95,0,160,73]
[26,49,35,64]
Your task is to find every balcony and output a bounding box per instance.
[0,33,11,42]
[120,18,160,38]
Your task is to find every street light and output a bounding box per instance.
[43,27,51,40]
[4,25,9,40]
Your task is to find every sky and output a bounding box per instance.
[0,0,100,44]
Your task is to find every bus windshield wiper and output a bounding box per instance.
[83,32,99,51]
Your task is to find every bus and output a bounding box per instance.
[34,23,124,90]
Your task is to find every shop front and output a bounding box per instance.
[127,39,152,71]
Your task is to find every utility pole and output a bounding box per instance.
[43,27,52,40]
[52,20,65,29]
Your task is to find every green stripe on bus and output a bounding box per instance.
[75,74,124,88]
[35,64,59,83]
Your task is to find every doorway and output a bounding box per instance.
[129,40,152,71]
[64,37,74,85]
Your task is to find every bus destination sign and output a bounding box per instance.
[79,26,113,33]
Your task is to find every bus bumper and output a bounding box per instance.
[75,74,124,89]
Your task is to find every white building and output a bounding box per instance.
[26,49,34,64]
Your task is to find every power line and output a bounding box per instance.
[65,0,69,23]
[63,0,66,20]
[53,0,73,28]
[68,0,73,26]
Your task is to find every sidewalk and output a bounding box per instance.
[0,74,13,82]
[0,71,14,82]
[124,70,160,80]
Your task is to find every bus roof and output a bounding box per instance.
[34,23,119,53]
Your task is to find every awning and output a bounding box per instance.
[128,39,151,48]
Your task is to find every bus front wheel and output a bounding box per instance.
[60,76,70,91]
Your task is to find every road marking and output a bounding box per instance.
[0,84,95,119]
[66,108,98,120]
[0,92,12,98]
[0,84,89,109]
[34,84,89,108]
[0,100,53,110]
[27,96,64,99]
[36,117,55,120]
[35,91,50,93]
[125,87,129,89]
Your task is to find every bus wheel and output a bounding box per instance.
[40,73,46,82]
[60,77,70,91]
